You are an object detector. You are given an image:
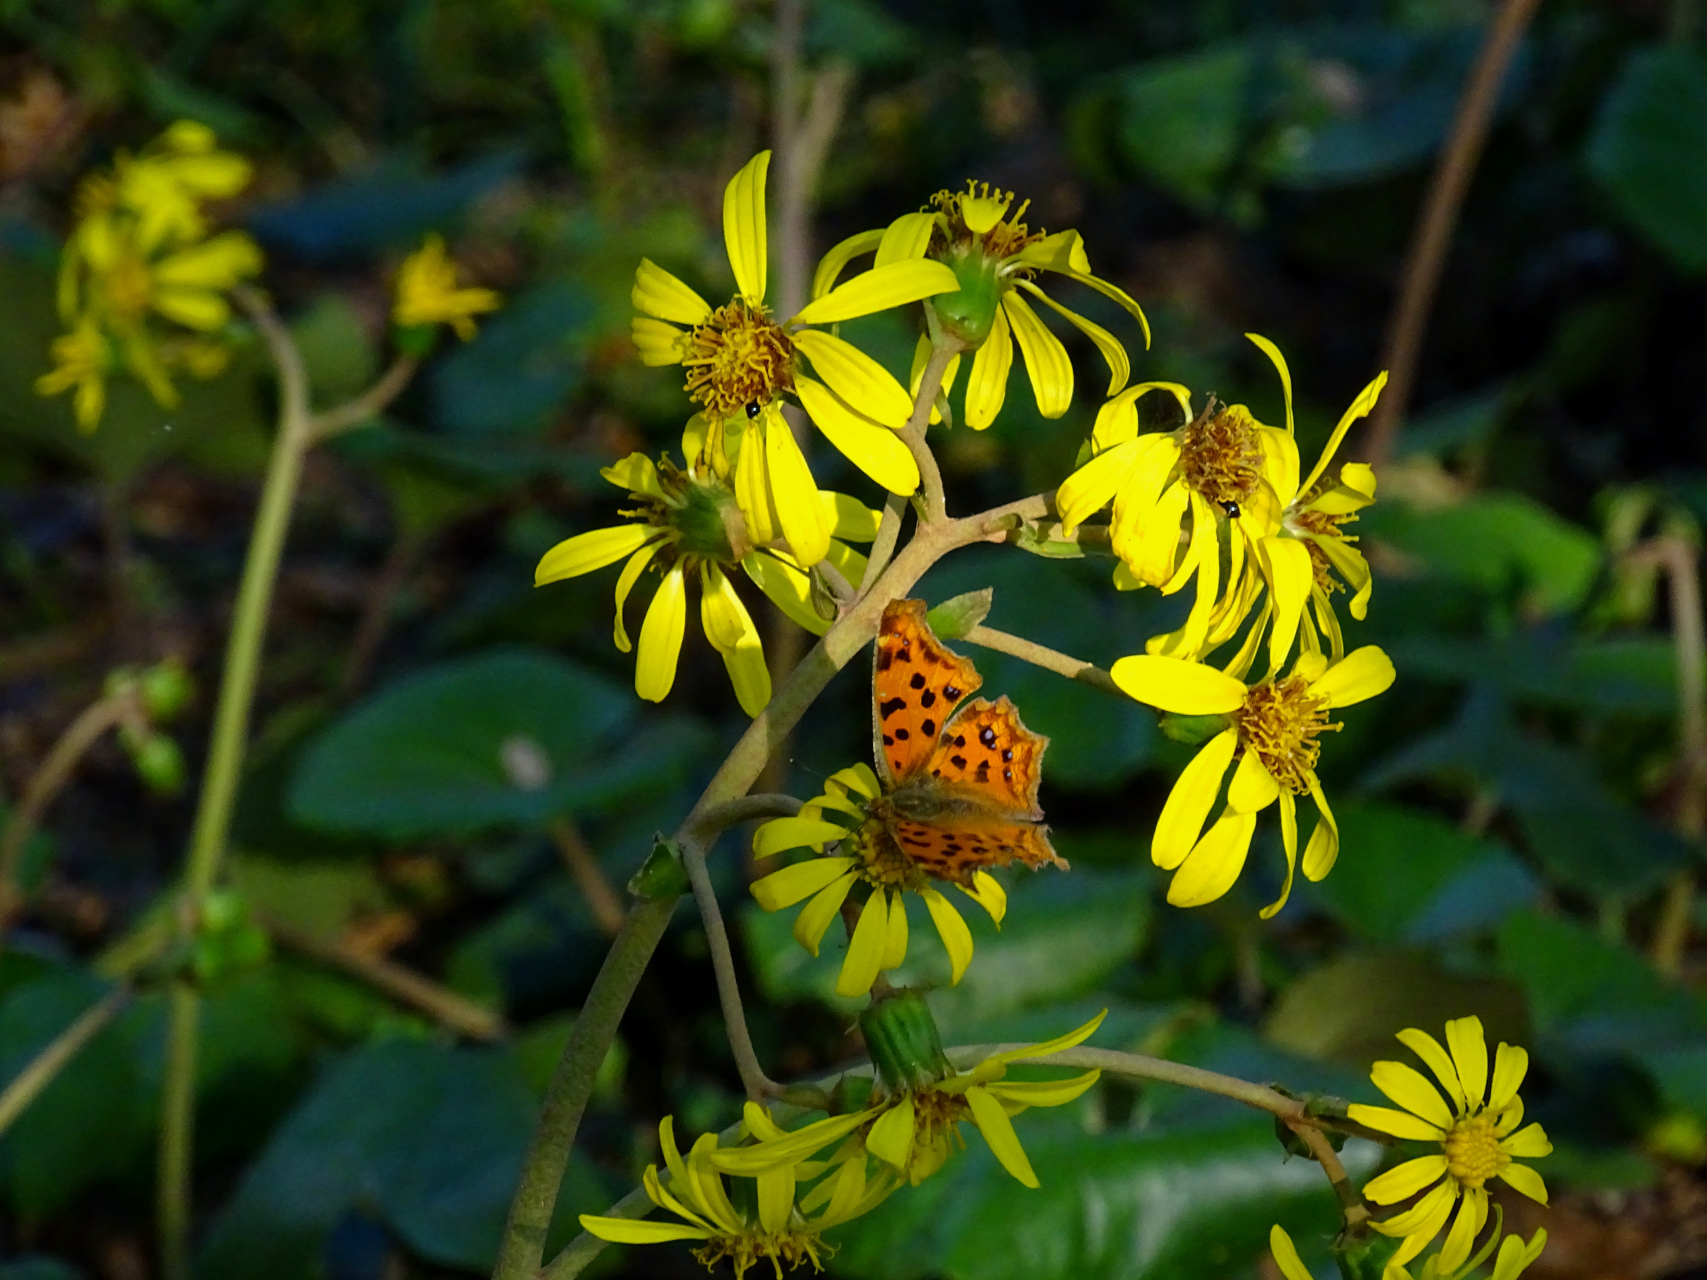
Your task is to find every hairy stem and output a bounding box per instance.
[962,625,1122,698]
[902,343,958,526]
[1365,0,1545,464]
[0,984,129,1138]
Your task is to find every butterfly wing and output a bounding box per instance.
[872,598,982,788]
[882,695,1064,885]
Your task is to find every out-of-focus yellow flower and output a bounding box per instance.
[1269,1221,1547,1280]
[1111,645,1394,915]
[632,151,960,554]
[35,316,109,432]
[533,423,880,714]
[579,1113,893,1279]
[1348,1017,1552,1275]
[392,233,501,340]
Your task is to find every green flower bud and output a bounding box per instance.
[138,659,194,722]
[129,733,186,794]
[628,836,690,901]
[927,247,1004,348]
[859,988,953,1092]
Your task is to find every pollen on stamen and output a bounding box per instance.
[682,299,795,423]
[1179,402,1265,509]
[1290,507,1357,593]
[1233,675,1339,795]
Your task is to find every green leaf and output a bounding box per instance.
[1265,951,1529,1067]
[1498,910,1705,1057]
[290,295,377,407]
[197,1039,610,1278]
[289,647,710,839]
[1109,45,1250,214]
[832,1115,1380,1280]
[1587,45,1707,274]
[1368,492,1601,614]
[1310,800,1537,944]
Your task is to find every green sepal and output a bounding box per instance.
[1333,1227,1404,1280]
[628,836,690,901]
[1160,712,1234,745]
[1011,520,1093,559]
[927,247,1003,348]
[393,322,440,360]
[860,988,953,1092]
[925,589,993,639]
[830,1073,874,1115]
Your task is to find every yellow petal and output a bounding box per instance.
[1227,747,1280,814]
[1344,1103,1445,1142]
[794,871,858,955]
[1017,279,1129,396]
[1439,1186,1488,1275]
[793,329,913,425]
[1488,1042,1529,1114]
[698,562,746,651]
[1001,291,1073,419]
[763,407,832,566]
[1111,655,1247,714]
[960,191,1012,234]
[1500,1123,1552,1160]
[753,818,852,858]
[634,257,712,325]
[1363,1154,1449,1206]
[1445,1016,1489,1109]
[632,316,687,366]
[837,889,891,997]
[612,542,662,652]
[751,856,857,910]
[992,1009,1107,1065]
[1263,537,1315,675]
[822,491,882,542]
[1372,1178,1457,1240]
[1301,370,1388,497]
[812,229,884,300]
[963,302,1013,429]
[965,1085,1038,1187]
[536,524,654,585]
[1244,333,1294,436]
[577,1216,709,1244]
[1308,645,1396,708]
[1302,774,1339,881]
[635,564,687,703]
[959,870,1006,924]
[1092,381,1193,450]
[757,1163,795,1234]
[1269,1226,1315,1280]
[743,550,829,635]
[793,259,960,325]
[1497,1161,1549,1205]
[1038,265,1151,348]
[865,1097,917,1170]
[1056,437,1143,534]
[1396,1028,1470,1115]
[907,334,962,424]
[875,211,936,265]
[723,151,770,304]
[1154,730,1238,870]
[919,887,973,985]
[1370,1060,1455,1131]
[1259,790,1298,920]
[881,888,910,970]
[794,375,920,496]
[1491,1228,1548,1280]
[1167,809,1257,907]
[1010,228,1092,274]
[602,451,667,499]
[985,1070,1101,1110]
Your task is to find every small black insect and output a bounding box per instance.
[745,401,762,419]
[1219,500,1241,519]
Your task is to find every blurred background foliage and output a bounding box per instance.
[0,0,1705,1277]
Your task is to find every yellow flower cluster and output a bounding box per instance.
[37,120,262,431]
[1056,336,1395,911]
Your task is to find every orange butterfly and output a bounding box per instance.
[867,598,1065,883]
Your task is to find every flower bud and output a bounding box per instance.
[138,658,194,722]
[628,836,690,902]
[859,987,953,1092]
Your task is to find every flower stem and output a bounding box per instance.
[0,983,129,1138]
[157,981,199,1280]
[962,625,1122,698]
[903,343,958,525]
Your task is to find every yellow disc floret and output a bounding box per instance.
[1233,674,1339,796]
[683,300,796,422]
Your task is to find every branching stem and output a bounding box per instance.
[962,625,1122,698]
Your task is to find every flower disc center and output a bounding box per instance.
[1180,405,1264,507]
[1233,675,1337,795]
[1443,1114,1509,1189]
[682,300,795,423]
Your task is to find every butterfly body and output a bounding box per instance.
[867,599,1065,885]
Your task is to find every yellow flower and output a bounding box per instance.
[715,1010,1105,1191]
[100,120,252,254]
[632,150,960,515]
[1110,645,1395,915]
[819,182,1150,429]
[1269,1221,1547,1280]
[392,233,502,339]
[1347,1017,1553,1275]
[748,764,1011,997]
[579,1113,893,1279]
[35,316,110,432]
[534,427,880,715]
